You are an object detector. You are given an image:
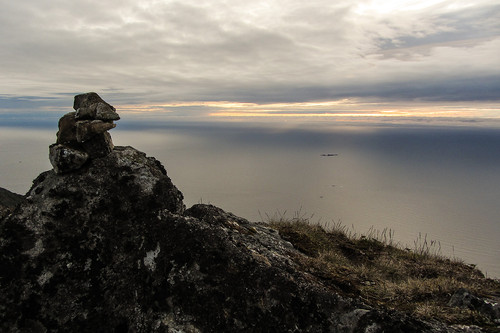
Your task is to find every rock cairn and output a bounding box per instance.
[49,92,120,174]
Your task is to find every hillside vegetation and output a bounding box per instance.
[267,213,500,330]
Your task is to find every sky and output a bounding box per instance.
[1,0,499,123]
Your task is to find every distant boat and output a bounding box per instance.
[320,153,338,157]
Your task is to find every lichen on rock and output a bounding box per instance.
[49,143,89,174]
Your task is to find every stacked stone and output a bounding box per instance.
[49,92,120,174]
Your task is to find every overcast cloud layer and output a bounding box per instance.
[1,0,499,117]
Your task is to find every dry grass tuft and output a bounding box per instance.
[266,213,500,329]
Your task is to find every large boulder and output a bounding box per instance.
[0,145,461,332]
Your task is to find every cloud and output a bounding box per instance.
[0,0,499,112]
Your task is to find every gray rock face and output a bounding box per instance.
[50,93,118,173]
[81,131,114,158]
[76,102,120,121]
[76,120,116,142]
[1,146,186,333]
[56,112,78,145]
[448,288,500,321]
[74,92,120,121]
[73,92,116,113]
[48,143,89,174]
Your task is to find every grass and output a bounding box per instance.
[265,211,500,329]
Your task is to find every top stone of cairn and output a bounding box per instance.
[74,92,120,121]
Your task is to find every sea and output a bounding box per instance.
[1,117,499,278]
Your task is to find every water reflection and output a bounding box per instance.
[113,123,500,278]
[1,122,499,277]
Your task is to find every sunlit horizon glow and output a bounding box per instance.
[114,99,500,125]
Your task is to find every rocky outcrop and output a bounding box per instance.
[0,94,481,332]
[448,289,500,322]
[0,188,441,332]
[49,92,119,173]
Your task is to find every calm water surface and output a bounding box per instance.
[1,121,499,277]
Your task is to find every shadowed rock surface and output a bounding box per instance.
[0,187,25,219]
[448,289,500,322]
[0,94,484,332]
[0,187,24,209]
[0,148,450,332]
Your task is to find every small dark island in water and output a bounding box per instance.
[321,153,338,157]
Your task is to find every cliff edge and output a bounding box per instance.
[0,93,488,332]
[0,188,24,219]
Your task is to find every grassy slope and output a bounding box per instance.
[267,216,500,330]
